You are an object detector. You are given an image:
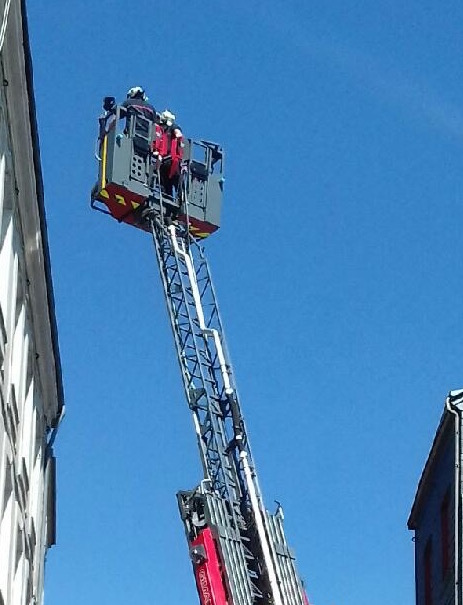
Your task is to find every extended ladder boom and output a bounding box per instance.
[150,217,306,605]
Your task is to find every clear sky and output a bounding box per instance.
[27,2,463,604]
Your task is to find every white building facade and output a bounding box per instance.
[0,1,64,604]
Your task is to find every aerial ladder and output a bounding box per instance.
[91,97,309,605]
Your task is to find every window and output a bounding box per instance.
[440,490,451,578]
[424,538,433,605]
[1,457,12,518]
[14,271,24,329]
[0,303,6,377]
[14,524,23,572]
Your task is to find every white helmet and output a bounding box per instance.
[160,109,176,126]
[127,86,147,100]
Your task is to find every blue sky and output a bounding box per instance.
[28,2,463,604]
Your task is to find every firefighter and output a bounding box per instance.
[98,96,117,144]
[160,109,182,139]
[121,86,156,132]
[157,109,183,197]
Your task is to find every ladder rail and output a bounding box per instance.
[150,218,287,605]
[187,234,282,576]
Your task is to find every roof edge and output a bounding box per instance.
[407,407,454,530]
[20,0,64,424]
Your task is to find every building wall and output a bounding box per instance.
[0,1,63,604]
[410,415,455,605]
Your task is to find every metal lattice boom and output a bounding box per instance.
[150,217,306,605]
